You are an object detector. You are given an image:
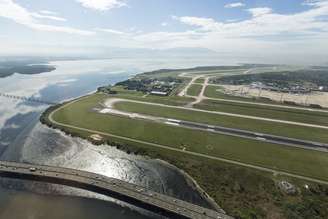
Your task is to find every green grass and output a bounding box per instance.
[111,86,145,97]
[50,94,328,182]
[194,78,205,84]
[109,85,194,106]
[204,85,274,103]
[187,84,203,96]
[114,100,328,143]
[137,68,247,79]
[195,99,328,126]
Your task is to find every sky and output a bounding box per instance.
[0,0,328,64]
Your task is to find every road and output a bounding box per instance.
[187,77,209,107]
[0,161,230,219]
[100,98,328,151]
[177,120,328,151]
[178,75,205,97]
[179,73,328,114]
[48,99,328,186]
[176,74,328,128]
[104,98,328,130]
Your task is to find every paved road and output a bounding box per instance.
[101,98,328,151]
[178,120,328,151]
[105,98,328,130]
[48,100,328,187]
[178,74,328,125]
[178,72,328,114]
[178,75,205,97]
[187,77,209,107]
[0,161,230,219]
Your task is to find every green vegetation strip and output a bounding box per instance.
[195,99,328,126]
[114,100,328,143]
[194,78,205,84]
[187,84,203,96]
[110,86,194,106]
[50,94,328,181]
[204,85,274,103]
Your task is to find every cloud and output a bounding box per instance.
[76,0,126,11]
[224,2,245,8]
[0,0,94,35]
[247,7,272,17]
[39,10,58,15]
[127,1,328,63]
[173,16,221,31]
[133,31,202,43]
[30,12,67,22]
[172,1,328,37]
[161,22,168,27]
[96,28,125,35]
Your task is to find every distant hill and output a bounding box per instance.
[141,65,246,76]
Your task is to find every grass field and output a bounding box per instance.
[50,94,328,182]
[204,85,274,103]
[194,78,205,83]
[195,99,328,126]
[138,68,248,79]
[110,86,194,106]
[187,84,203,96]
[113,100,328,143]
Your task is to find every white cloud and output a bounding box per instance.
[173,16,221,31]
[172,1,328,37]
[39,10,58,15]
[224,2,245,8]
[161,22,168,27]
[76,0,126,11]
[0,0,94,35]
[247,7,272,17]
[31,12,67,22]
[126,1,328,63]
[96,28,125,35]
[133,31,202,44]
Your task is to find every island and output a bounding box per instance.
[0,60,56,78]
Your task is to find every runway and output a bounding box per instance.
[98,100,328,152]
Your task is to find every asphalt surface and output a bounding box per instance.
[105,97,328,129]
[100,101,328,152]
[171,119,328,151]
[0,161,230,219]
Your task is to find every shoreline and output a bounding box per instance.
[40,96,223,212]
[154,158,225,213]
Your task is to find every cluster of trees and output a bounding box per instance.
[115,77,182,93]
[97,86,118,94]
[116,79,149,92]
